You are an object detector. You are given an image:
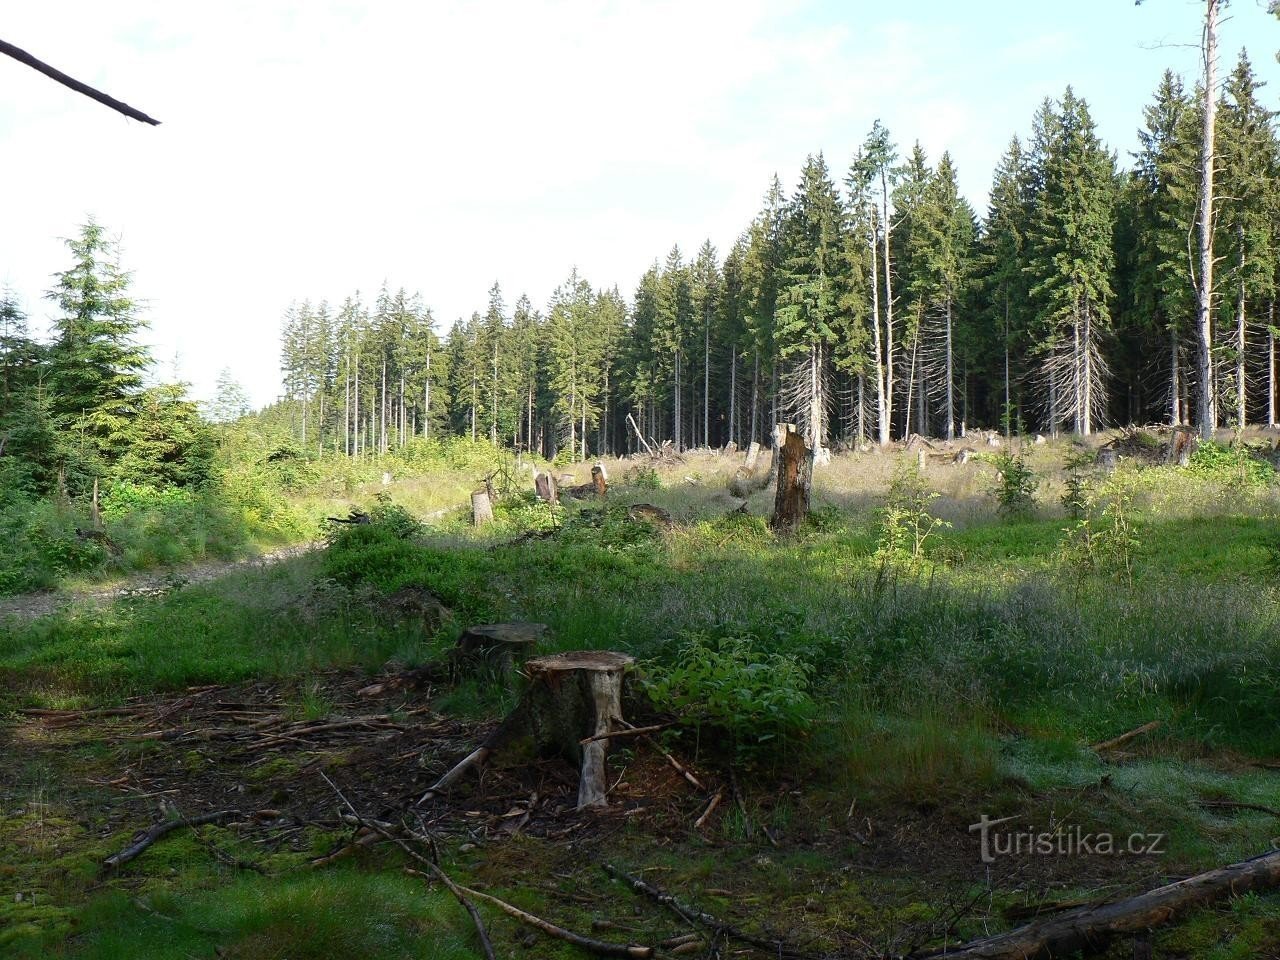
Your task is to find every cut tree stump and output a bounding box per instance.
[767,423,793,490]
[471,490,494,526]
[744,441,761,471]
[457,623,546,679]
[534,471,559,504]
[770,425,811,533]
[525,651,635,809]
[1166,428,1198,467]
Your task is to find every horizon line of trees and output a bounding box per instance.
[277,52,1280,460]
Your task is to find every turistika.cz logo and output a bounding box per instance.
[969,814,1166,864]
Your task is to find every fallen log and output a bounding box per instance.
[919,848,1280,959]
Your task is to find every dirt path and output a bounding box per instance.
[0,543,318,623]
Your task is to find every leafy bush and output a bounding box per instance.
[623,465,662,490]
[1058,481,1141,586]
[875,462,950,568]
[1187,440,1275,489]
[644,634,816,757]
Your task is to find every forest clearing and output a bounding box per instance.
[3,430,1280,959]
[5,1,1280,957]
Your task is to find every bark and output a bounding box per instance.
[945,296,955,441]
[1170,321,1181,426]
[728,348,738,446]
[1236,275,1247,427]
[1269,307,1277,427]
[869,211,890,445]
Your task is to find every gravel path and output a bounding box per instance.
[0,543,318,622]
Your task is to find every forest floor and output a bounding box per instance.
[3,432,1280,959]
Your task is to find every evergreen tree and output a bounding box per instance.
[1024,90,1118,435]
[45,219,151,469]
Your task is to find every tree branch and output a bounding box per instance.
[0,38,160,125]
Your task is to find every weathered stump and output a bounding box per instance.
[744,441,761,471]
[525,651,634,809]
[534,471,559,504]
[457,622,545,679]
[1166,428,1198,467]
[626,503,673,527]
[471,490,494,526]
[770,425,811,533]
[591,464,608,496]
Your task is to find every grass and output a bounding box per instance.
[3,434,1280,956]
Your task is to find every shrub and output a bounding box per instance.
[875,462,950,568]
[1186,440,1275,489]
[644,634,815,758]
[980,452,1038,516]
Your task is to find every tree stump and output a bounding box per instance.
[591,464,608,496]
[457,623,545,679]
[525,651,634,809]
[387,585,452,635]
[744,441,761,470]
[534,471,559,504]
[770,425,811,533]
[471,490,494,526]
[1166,428,1198,467]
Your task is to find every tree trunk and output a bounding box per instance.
[945,295,955,441]
[770,425,811,533]
[1195,0,1220,440]
[1170,320,1181,425]
[1269,305,1277,427]
[1236,276,1247,428]
[869,213,889,446]
[728,348,737,446]
[881,173,896,441]
[703,314,710,447]
[750,351,760,445]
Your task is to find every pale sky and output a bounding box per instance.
[2,1,1277,407]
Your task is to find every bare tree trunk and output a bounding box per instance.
[344,351,351,456]
[869,213,889,445]
[750,351,760,444]
[881,174,896,440]
[1004,295,1012,439]
[944,295,955,441]
[857,373,866,443]
[492,342,499,444]
[728,348,737,446]
[1269,304,1277,428]
[673,349,682,451]
[1170,320,1181,425]
[424,344,432,438]
[703,313,710,447]
[1236,276,1247,428]
[1082,306,1094,436]
[1195,0,1220,440]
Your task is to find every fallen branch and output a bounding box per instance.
[103,810,235,871]
[1092,720,1160,753]
[408,868,652,958]
[580,721,675,745]
[694,790,723,830]
[0,38,161,125]
[602,863,818,959]
[919,848,1280,959]
[1195,799,1280,818]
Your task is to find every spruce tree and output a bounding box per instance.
[45,219,151,467]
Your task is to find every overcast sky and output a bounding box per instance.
[2,1,1278,407]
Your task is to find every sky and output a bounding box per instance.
[2,1,1278,408]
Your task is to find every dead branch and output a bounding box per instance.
[602,863,820,959]
[1092,720,1161,753]
[919,848,1280,959]
[0,38,161,124]
[694,789,723,830]
[411,869,652,958]
[580,721,675,745]
[103,810,235,871]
